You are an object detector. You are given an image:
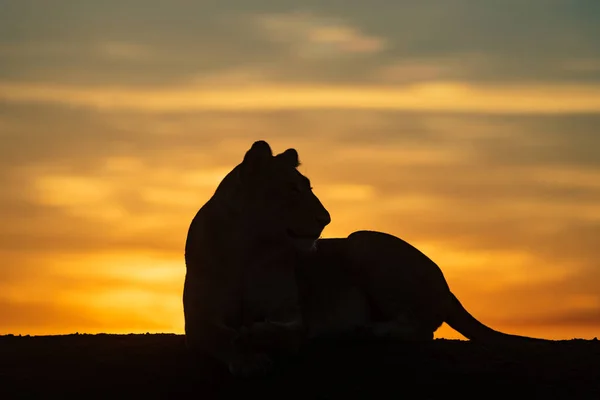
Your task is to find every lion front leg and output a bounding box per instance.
[185,321,275,378]
[228,316,306,378]
[228,325,276,378]
[184,284,275,378]
[240,315,306,356]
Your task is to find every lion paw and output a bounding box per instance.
[228,352,273,378]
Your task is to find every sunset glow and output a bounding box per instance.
[1,1,599,340]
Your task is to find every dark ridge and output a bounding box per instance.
[1,334,599,398]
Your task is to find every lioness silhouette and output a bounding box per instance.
[183,140,549,378]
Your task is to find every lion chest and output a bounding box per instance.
[241,263,300,326]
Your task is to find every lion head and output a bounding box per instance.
[212,140,331,253]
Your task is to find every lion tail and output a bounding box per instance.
[444,292,549,345]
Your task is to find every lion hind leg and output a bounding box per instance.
[367,315,434,341]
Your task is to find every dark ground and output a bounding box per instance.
[1,334,599,399]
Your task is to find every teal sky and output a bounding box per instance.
[2,0,600,85]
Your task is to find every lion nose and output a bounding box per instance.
[317,210,331,227]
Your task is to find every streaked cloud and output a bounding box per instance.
[374,55,490,83]
[254,11,386,58]
[96,41,152,61]
[0,40,151,62]
[2,81,600,114]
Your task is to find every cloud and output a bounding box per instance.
[0,40,151,62]
[188,66,276,87]
[558,58,600,74]
[2,81,600,114]
[374,54,492,83]
[0,41,74,57]
[254,11,386,58]
[96,41,151,61]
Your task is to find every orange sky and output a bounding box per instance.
[1,1,599,340]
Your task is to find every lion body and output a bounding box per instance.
[296,230,549,346]
[297,231,454,341]
[184,140,547,378]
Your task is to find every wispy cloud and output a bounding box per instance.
[96,41,152,61]
[254,11,386,58]
[374,55,491,83]
[0,40,151,61]
[2,81,600,113]
[0,42,74,57]
[559,58,600,73]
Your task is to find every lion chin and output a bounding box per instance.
[286,230,320,253]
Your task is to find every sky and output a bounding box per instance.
[1,0,600,339]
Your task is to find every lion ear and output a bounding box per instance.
[244,140,273,162]
[276,148,300,168]
[240,140,273,179]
